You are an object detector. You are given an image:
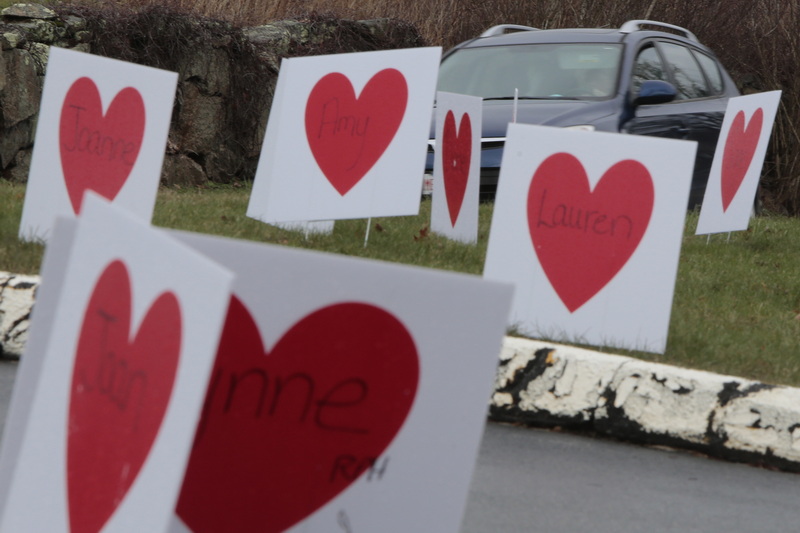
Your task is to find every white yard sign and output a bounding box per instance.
[430,92,482,243]
[166,230,513,533]
[0,195,233,533]
[19,47,177,241]
[696,91,782,234]
[247,47,441,223]
[484,124,696,353]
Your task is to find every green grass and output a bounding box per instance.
[151,183,492,272]
[3,179,800,387]
[0,182,45,274]
[660,214,800,384]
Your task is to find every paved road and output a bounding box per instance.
[0,359,798,531]
[0,360,15,440]
[462,420,800,532]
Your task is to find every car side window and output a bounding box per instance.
[631,46,669,94]
[693,51,724,94]
[658,42,711,99]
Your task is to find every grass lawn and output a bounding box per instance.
[2,179,800,387]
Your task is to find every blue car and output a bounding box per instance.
[427,20,741,208]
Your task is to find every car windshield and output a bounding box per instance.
[437,43,623,100]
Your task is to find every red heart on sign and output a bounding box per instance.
[305,69,408,196]
[527,153,654,312]
[721,108,763,211]
[68,260,181,533]
[60,77,146,214]
[176,296,419,533]
[442,110,472,226]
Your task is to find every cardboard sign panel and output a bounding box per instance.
[484,124,696,353]
[430,92,482,244]
[247,47,441,223]
[272,219,334,235]
[0,195,233,533]
[696,91,782,235]
[0,217,78,518]
[19,47,177,241]
[166,230,513,533]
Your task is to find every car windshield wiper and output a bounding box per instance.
[483,96,582,101]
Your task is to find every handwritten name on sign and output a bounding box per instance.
[177,296,419,533]
[68,260,181,533]
[330,455,390,483]
[527,153,654,312]
[305,69,408,196]
[59,77,146,214]
[721,108,763,211]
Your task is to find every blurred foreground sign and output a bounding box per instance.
[167,230,513,533]
[0,195,233,533]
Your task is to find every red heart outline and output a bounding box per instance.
[59,77,146,214]
[442,110,472,226]
[527,153,654,312]
[304,69,408,196]
[721,108,763,211]
[176,296,419,533]
[67,260,182,533]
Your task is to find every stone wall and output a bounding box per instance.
[0,3,424,186]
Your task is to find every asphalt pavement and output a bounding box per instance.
[462,422,800,532]
[0,360,15,441]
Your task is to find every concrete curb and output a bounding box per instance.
[2,271,800,472]
[491,337,800,472]
[0,272,37,359]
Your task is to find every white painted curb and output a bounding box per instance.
[491,337,800,471]
[0,272,38,358]
[3,272,800,471]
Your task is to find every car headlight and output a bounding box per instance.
[564,125,596,132]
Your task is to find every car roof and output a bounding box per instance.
[464,28,626,46]
[454,21,709,52]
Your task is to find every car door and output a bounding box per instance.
[623,40,729,207]
[622,44,692,142]
[656,41,729,203]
